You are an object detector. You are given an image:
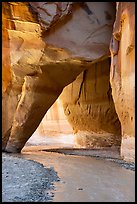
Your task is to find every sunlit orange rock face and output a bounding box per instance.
[2,2,135,162]
[2,2,41,150]
[110,3,135,162]
[2,3,16,149]
[2,3,12,94]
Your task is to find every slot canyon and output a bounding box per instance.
[2,2,134,162]
[2,2,135,202]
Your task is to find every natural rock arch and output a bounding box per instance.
[2,2,135,163]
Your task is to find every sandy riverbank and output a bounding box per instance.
[2,153,60,202]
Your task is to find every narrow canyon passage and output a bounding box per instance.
[19,103,134,202]
[2,2,135,202]
[2,2,135,162]
[21,107,134,202]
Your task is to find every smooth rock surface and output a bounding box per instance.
[110,2,135,162]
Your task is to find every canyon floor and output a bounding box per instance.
[2,134,135,202]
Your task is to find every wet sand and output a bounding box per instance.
[21,146,135,202]
[2,132,135,202]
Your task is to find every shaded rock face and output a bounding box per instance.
[60,59,121,148]
[2,2,135,162]
[40,2,116,60]
[110,3,135,162]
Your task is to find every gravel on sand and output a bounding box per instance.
[2,153,60,202]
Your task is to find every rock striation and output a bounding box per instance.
[60,59,121,148]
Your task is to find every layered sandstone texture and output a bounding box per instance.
[2,2,115,153]
[110,3,135,162]
[60,59,121,148]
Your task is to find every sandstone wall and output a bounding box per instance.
[110,3,135,162]
[60,59,121,148]
[2,3,23,149]
[2,2,115,152]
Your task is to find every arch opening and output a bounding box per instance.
[24,58,122,160]
[25,98,74,149]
